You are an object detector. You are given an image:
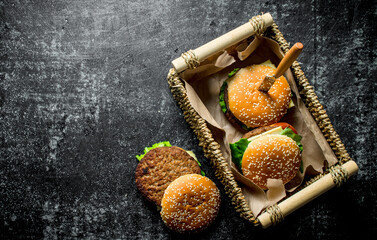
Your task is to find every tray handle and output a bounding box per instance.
[258,160,359,228]
[172,13,274,73]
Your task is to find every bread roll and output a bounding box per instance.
[242,134,301,189]
[226,64,291,128]
[160,174,221,233]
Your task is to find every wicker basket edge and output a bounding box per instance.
[166,21,353,226]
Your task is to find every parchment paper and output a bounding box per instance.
[179,36,338,216]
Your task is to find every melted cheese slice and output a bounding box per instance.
[247,126,284,143]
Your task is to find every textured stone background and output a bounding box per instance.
[1,0,376,239]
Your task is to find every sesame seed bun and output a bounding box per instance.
[242,134,301,190]
[135,147,201,206]
[226,64,291,129]
[160,174,221,233]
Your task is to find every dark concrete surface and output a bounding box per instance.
[1,0,376,239]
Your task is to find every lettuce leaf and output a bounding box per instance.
[219,81,228,114]
[229,138,251,173]
[135,141,172,161]
[228,68,240,78]
[187,150,205,176]
[280,128,303,152]
[299,159,304,173]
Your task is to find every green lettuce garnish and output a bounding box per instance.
[228,68,240,78]
[229,138,251,173]
[219,81,228,114]
[241,123,251,131]
[187,150,205,176]
[280,128,303,152]
[136,141,172,161]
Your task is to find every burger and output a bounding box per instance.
[160,174,221,233]
[230,122,303,190]
[219,60,293,131]
[135,141,205,206]
[136,143,220,233]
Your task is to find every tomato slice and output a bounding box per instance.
[271,122,298,134]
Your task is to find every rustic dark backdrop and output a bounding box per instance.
[1,0,376,239]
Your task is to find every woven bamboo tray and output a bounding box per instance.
[166,13,358,228]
